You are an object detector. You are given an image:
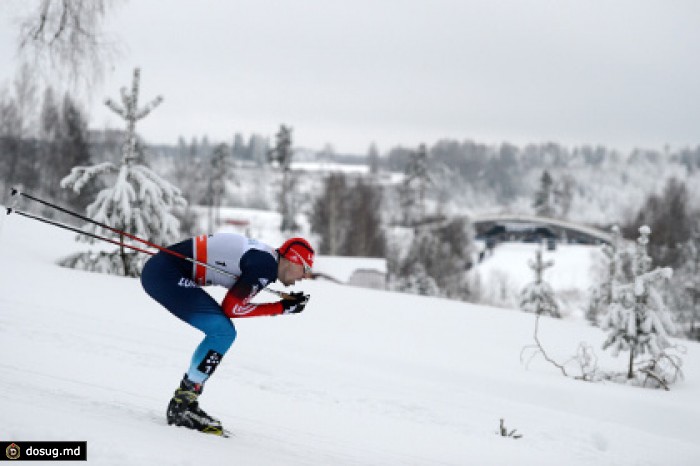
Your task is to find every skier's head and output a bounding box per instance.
[278,237,315,270]
[277,237,314,285]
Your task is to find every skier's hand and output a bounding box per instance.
[281,292,310,314]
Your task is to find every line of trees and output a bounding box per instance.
[0,66,95,212]
[310,173,385,258]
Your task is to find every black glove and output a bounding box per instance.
[281,292,310,314]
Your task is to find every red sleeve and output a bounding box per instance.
[221,280,283,318]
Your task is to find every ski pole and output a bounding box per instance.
[8,188,234,277]
[10,208,158,256]
[10,188,170,251]
[10,207,294,299]
[7,189,294,299]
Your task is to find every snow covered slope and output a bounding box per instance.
[1,213,699,465]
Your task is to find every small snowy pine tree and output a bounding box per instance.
[601,226,676,380]
[520,248,560,318]
[60,68,186,276]
[587,225,625,325]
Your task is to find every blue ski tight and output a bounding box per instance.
[141,242,236,384]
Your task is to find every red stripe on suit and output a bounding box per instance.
[194,235,208,285]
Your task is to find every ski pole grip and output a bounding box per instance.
[6,188,20,215]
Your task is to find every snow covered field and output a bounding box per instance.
[478,242,600,292]
[474,242,602,314]
[1,212,699,465]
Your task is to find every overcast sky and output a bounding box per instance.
[2,0,700,154]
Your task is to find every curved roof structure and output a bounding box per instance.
[473,213,612,244]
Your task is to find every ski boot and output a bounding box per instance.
[166,375,227,436]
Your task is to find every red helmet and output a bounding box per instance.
[278,237,315,271]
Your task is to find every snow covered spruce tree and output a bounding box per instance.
[586,225,631,325]
[601,226,679,385]
[520,248,560,318]
[60,68,186,277]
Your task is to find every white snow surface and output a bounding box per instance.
[1,213,700,465]
[477,242,600,292]
[474,242,602,314]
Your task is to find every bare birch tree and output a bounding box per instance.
[15,0,122,88]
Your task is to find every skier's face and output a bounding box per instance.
[278,257,308,286]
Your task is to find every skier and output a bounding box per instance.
[140,233,314,436]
